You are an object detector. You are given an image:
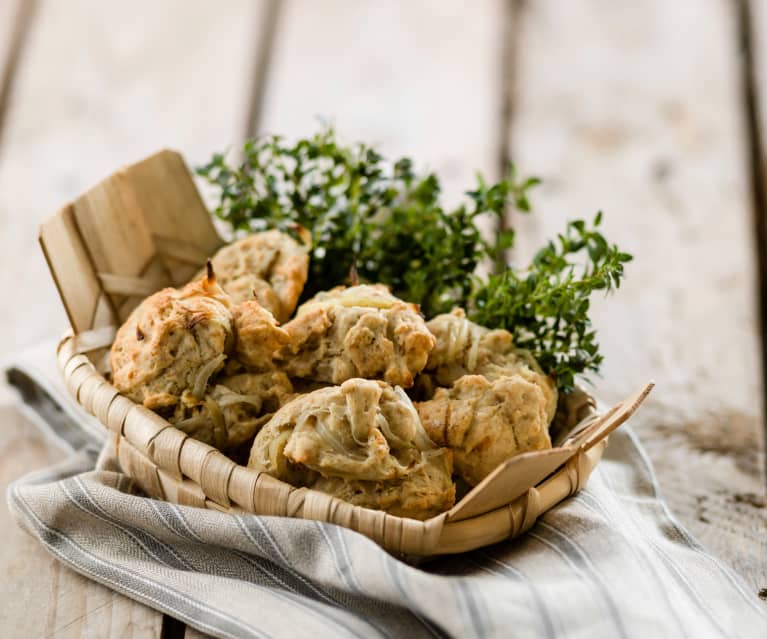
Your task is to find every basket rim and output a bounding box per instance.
[55,328,614,547]
[41,148,651,555]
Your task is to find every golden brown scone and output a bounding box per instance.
[277,285,435,387]
[248,378,455,519]
[425,309,557,423]
[416,374,552,486]
[199,229,309,322]
[170,372,294,451]
[110,269,233,409]
[232,301,290,371]
[311,450,455,520]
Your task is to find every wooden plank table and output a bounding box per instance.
[1,1,765,636]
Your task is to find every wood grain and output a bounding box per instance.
[0,0,32,142]
[259,0,506,206]
[0,1,272,634]
[0,1,23,83]
[0,405,163,638]
[508,0,767,589]
[750,0,767,188]
[0,0,267,379]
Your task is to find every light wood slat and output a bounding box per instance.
[0,1,22,62]
[0,1,272,635]
[124,150,225,284]
[259,0,506,205]
[0,0,33,401]
[508,0,767,588]
[0,0,28,120]
[0,0,266,372]
[751,0,767,170]
[39,204,110,333]
[0,405,162,638]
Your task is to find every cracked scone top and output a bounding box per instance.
[199,229,310,322]
[110,269,234,409]
[277,284,436,387]
[424,308,558,423]
[416,374,552,486]
[248,378,455,520]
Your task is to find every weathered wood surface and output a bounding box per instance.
[260,0,505,206]
[0,0,269,635]
[0,0,266,394]
[0,406,163,638]
[0,0,30,134]
[2,0,767,635]
[509,0,766,590]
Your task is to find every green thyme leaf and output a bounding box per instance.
[198,127,631,390]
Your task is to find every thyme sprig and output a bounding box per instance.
[470,213,632,391]
[197,128,631,390]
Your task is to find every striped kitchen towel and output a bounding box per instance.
[8,424,767,639]
[5,340,766,637]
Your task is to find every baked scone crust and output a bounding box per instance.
[416,373,552,486]
[110,273,233,409]
[200,229,309,322]
[278,285,435,387]
[248,378,455,519]
[232,301,290,371]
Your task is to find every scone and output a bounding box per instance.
[232,301,290,371]
[110,266,233,409]
[277,285,435,387]
[199,229,310,322]
[170,372,294,451]
[424,308,557,422]
[416,374,552,486]
[248,378,455,519]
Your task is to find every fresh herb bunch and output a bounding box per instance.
[198,128,631,390]
[197,128,535,308]
[471,213,632,391]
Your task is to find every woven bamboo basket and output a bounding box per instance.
[41,150,652,556]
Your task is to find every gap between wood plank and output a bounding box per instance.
[737,0,767,488]
[0,0,37,151]
[243,0,282,139]
[160,613,187,639]
[496,0,524,273]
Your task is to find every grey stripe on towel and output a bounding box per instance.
[8,427,767,639]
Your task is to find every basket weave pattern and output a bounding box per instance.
[42,150,642,556]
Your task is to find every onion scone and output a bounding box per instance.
[198,229,310,322]
[248,378,455,519]
[423,308,557,422]
[170,372,294,452]
[416,374,552,486]
[110,266,234,410]
[277,285,436,388]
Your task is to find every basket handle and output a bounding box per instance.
[563,381,655,452]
